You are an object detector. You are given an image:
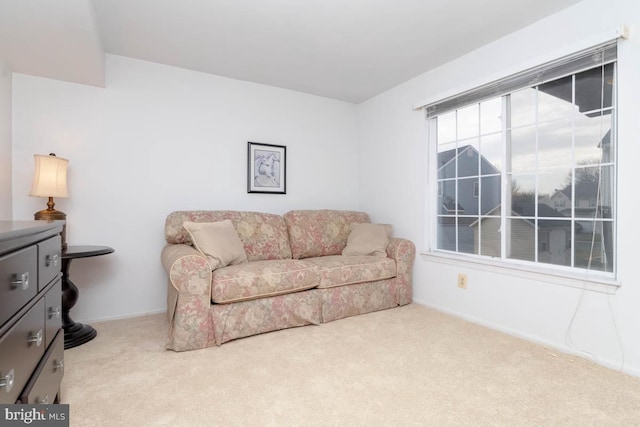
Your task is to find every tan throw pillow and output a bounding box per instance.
[342,223,392,257]
[183,220,248,270]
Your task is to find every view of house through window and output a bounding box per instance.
[434,60,615,274]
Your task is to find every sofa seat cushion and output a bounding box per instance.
[211,260,320,304]
[302,255,396,289]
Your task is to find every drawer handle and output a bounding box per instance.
[54,359,64,372]
[36,395,49,404]
[27,329,43,347]
[46,253,59,267]
[49,306,61,319]
[0,369,15,393]
[10,272,29,290]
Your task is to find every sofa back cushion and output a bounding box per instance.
[284,210,370,259]
[165,211,292,261]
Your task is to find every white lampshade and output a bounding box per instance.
[29,153,69,198]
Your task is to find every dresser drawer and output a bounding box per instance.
[38,235,61,292]
[0,298,46,404]
[20,330,64,404]
[0,245,38,328]
[45,279,62,349]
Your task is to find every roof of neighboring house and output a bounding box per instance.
[437,145,500,175]
[438,147,461,169]
[442,201,465,213]
[512,200,566,218]
[550,191,570,201]
[558,181,598,200]
[469,201,569,229]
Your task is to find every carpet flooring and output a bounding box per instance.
[61,304,640,426]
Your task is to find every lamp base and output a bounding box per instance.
[34,209,67,252]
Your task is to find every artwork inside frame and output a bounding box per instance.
[247,142,287,194]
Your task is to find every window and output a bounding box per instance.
[429,43,616,274]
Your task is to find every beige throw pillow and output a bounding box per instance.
[342,223,392,257]
[183,220,248,270]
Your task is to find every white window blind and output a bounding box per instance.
[423,42,617,119]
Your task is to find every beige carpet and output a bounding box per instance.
[61,304,640,426]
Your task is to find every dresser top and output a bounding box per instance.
[0,220,64,255]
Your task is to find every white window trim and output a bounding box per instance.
[420,250,620,294]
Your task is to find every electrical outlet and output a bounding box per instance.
[457,273,468,289]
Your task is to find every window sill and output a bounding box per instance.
[420,251,620,294]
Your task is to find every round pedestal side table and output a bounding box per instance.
[61,245,114,349]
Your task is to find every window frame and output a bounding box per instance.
[424,44,619,285]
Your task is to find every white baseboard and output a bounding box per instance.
[82,308,166,324]
[412,298,640,378]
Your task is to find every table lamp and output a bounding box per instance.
[29,153,69,251]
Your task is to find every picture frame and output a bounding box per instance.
[247,142,287,194]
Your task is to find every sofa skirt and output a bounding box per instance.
[210,289,322,345]
[318,278,399,323]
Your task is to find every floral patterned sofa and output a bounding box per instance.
[161,210,416,351]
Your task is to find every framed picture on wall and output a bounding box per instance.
[247,142,287,194]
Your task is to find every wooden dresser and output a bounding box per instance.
[0,220,65,404]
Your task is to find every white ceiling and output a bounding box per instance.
[0,0,105,87]
[0,0,582,103]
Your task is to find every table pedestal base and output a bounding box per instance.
[64,322,97,349]
[61,245,114,349]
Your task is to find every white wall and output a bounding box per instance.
[12,54,359,323]
[0,59,11,220]
[357,0,640,375]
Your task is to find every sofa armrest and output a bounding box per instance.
[161,243,210,275]
[386,237,416,305]
[161,244,214,351]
